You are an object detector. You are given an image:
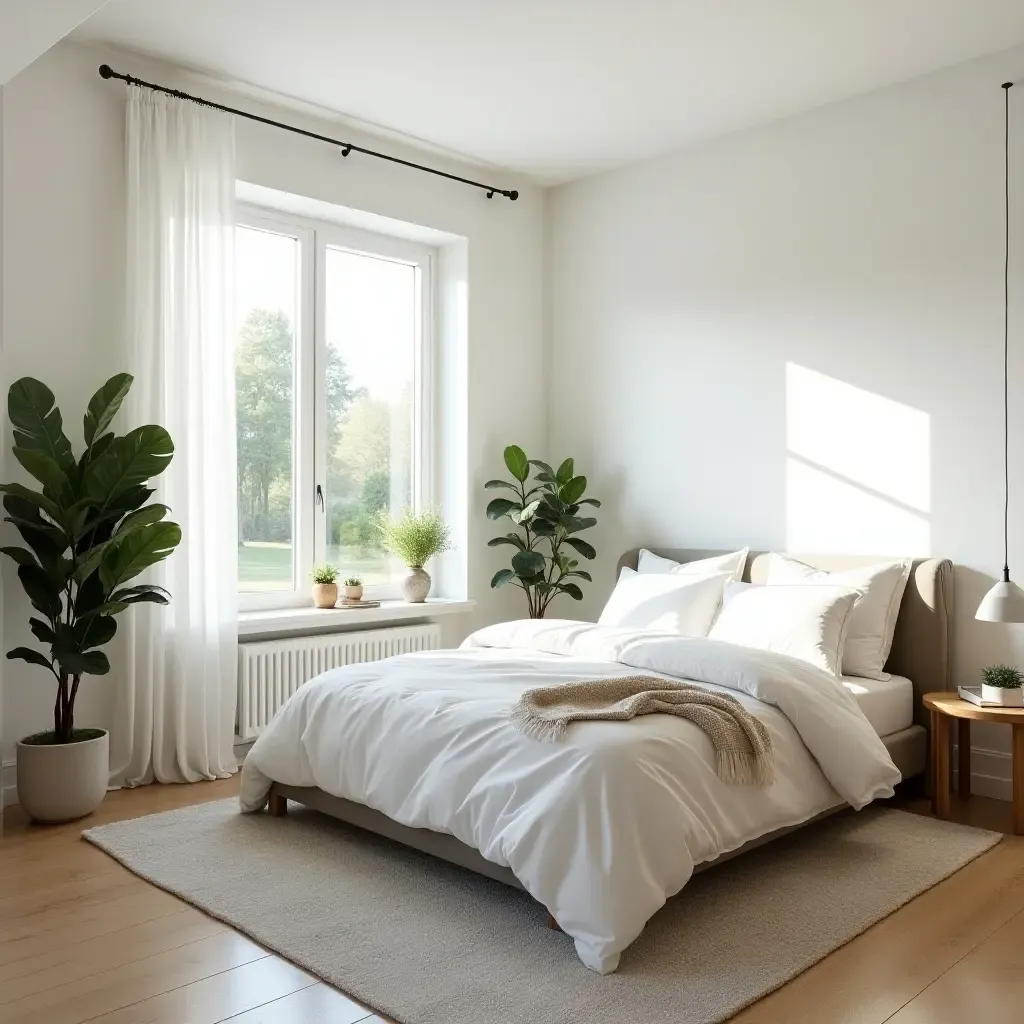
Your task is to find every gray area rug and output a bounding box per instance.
[84,799,999,1024]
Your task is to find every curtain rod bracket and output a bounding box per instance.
[97,63,519,202]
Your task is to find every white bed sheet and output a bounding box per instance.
[842,673,914,737]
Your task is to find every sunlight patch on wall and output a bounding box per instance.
[785,363,930,554]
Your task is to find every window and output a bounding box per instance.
[235,209,433,606]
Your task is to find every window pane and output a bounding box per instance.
[325,248,417,587]
[235,225,298,592]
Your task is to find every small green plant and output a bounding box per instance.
[311,564,338,585]
[344,576,362,587]
[982,664,1024,688]
[486,446,600,618]
[376,507,451,567]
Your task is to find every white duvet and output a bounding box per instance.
[239,620,900,973]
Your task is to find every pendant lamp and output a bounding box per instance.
[977,81,1024,623]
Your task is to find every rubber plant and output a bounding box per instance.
[1,375,180,744]
[486,445,600,618]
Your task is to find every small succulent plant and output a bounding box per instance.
[981,664,1024,689]
[344,576,362,587]
[311,564,339,585]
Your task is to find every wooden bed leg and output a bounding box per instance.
[267,789,288,817]
[547,913,562,932]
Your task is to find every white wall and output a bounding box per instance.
[0,0,108,85]
[0,40,545,772]
[548,43,1024,795]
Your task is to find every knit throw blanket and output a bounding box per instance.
[510,675,775,787]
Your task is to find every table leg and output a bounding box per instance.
[1013,725,1024,836]
[928,710,940,811]
[934,713,951,820]
[957,718,971,799]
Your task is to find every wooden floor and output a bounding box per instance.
[1,784,1021,1024]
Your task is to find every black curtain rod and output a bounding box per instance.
[98,64,519,202]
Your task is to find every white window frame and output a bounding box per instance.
[236,205,435,610]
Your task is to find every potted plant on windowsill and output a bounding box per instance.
[343,576,363,602]
[375,507,452,603]
[981,664,1024,706]
[2,375,180,823]
[311,565,339,608]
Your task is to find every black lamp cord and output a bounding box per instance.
[1004,82,1013,584]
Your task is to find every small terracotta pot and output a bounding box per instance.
[312,582,338,608]
[344,584,364,602]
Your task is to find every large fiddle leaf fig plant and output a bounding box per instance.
[1,375,180,745]
[486,446,600,618]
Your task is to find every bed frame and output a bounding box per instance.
[265,549,953,923]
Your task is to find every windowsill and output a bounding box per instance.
[238,598,476,640]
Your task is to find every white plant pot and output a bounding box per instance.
[17,729,109,823]
[312,582,338,608]
[344,584,363,602]
[982,683,1024,706]
[402,566,431,603]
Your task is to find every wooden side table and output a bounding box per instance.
[923,691,1024,834]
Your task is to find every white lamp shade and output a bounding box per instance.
[976,578,1024,622]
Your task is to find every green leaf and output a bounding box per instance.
[78,601,130,621]
[84,374,133,446]
[512,500,540,524]
[565,537,597,559]
[12,447,70,497]
[559,475,587,505]
[484,479,520,492]
[54,649,110,677]
[79,432,115,472]
[490,569,516,588]
[17,564,61,619]
[503,445,530,483]
[76,615,117,649]
[557,582,584,601]
[29,618,56,645]
[108,584,171,606]
[0,482,64,524]
[8,377,75,472]
[566,517,597,535]
[1,546,38,569]
[114,504,169,536]
[556,458,575,484]
[487,535,526,550]
[84,426,174,504]
[512,549,546,578]
[485,498,520,520]
[530,519,557,537]
[6,647,54,671]
[577,497,602,508]
[99,522,181,590]
[528,459,555,477]
[566,570,593,582]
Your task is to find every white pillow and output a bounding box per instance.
[765,554,912,681]
[708,581,860,676]
[598,568,730,635]
[637,547,748,582]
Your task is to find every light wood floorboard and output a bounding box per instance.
[0,781,1019,1023]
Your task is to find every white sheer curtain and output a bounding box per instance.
[110,89,238,786]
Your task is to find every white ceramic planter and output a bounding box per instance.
[17,729,109,823]
[402,567,431,603]
[312,582,338,608]
[982,683,1024,706]
[344,584,363,602]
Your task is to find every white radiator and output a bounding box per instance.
[237,624,441,741]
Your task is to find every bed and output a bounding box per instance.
[239,549,952,973]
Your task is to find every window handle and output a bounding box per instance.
[315,484,324,511]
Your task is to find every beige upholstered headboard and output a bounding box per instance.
[616,550,954,730]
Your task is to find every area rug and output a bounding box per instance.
[83,800,999,1024]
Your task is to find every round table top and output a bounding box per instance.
[923,690,1024,722]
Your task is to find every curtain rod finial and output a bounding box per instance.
[98,64,115,80]
[1004,81,1014,90]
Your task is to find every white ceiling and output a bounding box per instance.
[76,0,1024,183]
